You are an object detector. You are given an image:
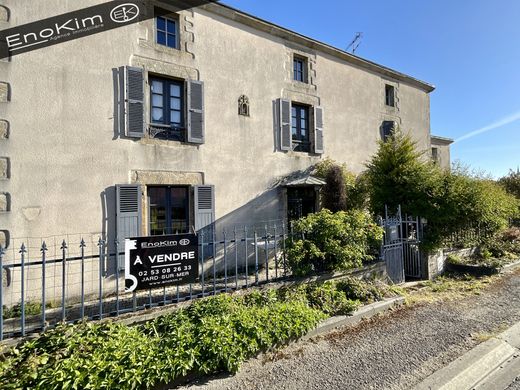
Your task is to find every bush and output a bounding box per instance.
[322,165,347,212]
[365,129,519,250]
[478,227,520,260]
[365,129,437,218]
[286,209,384,276]
[336,277,384,303]
[499,169,520,199]
[0,278,389,389]
[315,158,368,210]
[0,291,326,390]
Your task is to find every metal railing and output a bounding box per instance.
[0,221,293,341]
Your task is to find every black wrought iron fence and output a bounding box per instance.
[0,221,293,340]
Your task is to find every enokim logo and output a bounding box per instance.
[0,0,217,59]
[110,3,140,24]
[179,239,191,246]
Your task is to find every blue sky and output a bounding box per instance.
[223,0,520,178]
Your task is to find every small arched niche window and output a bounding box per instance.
[238,95,250,117]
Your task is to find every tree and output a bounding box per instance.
[314,158,368,210]
[499,169,520,199]
[364,128,436,217]
[322,165,347,212]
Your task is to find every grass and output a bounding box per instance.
[397,272,497,305]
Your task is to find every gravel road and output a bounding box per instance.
[177,270,520,390]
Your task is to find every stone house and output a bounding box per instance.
[0,0,448,255]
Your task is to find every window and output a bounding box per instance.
[291,104,310,152]
[382,121,395,141]
[293,56,307,83]
[150,76,184,141]
[385,84,395,107]
[156,14,179,49]
[148,186,190,235]
[432,147,439,164]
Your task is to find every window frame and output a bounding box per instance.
[291,103,311,152]
[432,147,439,164]
[148,185,191,236]
[149,75,185,141]
[293,56,308,83]
[155,13,179,49]
[385,84,396,107]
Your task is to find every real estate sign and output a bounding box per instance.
[125,234,199,292]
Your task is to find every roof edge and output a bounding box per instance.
[201,2,435,93]
[431,135,454,145]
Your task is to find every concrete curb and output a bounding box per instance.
[302,296,405,341]
[415,321,520,390]
[500,259,520,274]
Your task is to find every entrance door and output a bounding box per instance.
[287,187,316,222]
[148,186,190,235]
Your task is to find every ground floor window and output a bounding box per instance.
[148,186,190,235]
[287,187,317,222]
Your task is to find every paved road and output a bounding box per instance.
[177,270,520,390]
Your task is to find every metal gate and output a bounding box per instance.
[381,206,423,283]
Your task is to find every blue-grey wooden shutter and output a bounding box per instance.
[194,185,215,231]
[187,80,205,144]
[116,184,142,269]
[125,66,145,138]
[278,99,292,151]
[314,106,324,154]
[194,185,215,257]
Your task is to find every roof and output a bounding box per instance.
[431,135,454,145]
[202,2,436,93]
[283,175,327,187]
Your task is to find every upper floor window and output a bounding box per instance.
[156,14,179,49]
[293,56,308,83]
[292,104,310,152]
[385,84,395,107]
[150,76,184,141]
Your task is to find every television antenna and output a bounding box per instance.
[347,32,363,54]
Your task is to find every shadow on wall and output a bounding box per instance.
[214,188,284,239]
[100,186,117,276]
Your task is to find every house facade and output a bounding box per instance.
[0,0,436,252]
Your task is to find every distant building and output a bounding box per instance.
[431,135,454,169]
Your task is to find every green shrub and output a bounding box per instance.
[315,158,368,210]
[499,169,520,199]
[305,282,360,315]
[286,209,384,276]
[0,291,326,390]
[336,277,384,303]
[365,129,519,251]
[477,227,520,260]
[322,165,347,212]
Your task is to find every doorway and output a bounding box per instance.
[287,187,317,222]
